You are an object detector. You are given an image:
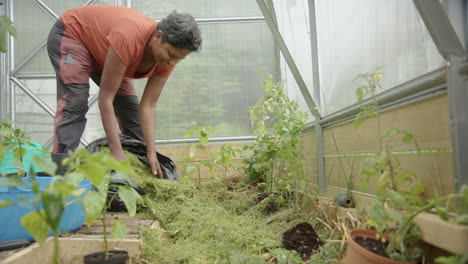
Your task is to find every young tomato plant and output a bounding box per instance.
[355,73,428,262]
[66,149,142,260]
[243,75,308,200]
[183,122,242,181]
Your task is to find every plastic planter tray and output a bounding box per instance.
[0,167,92,242]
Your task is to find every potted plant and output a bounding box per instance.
[343,73,426,263]
[66,148,142,264]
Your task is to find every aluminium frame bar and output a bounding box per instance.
[256,0,320,120]
[13,0,98,76]
[8,0,14,124]
[413,0,467,191]
[317,67,447,129]
[0,2,7,120]
[308,0,325,194]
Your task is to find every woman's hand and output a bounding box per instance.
[148,151,163,179]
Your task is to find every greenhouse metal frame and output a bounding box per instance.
[0,0,467,194]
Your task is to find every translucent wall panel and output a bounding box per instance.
[14,80,55,146]
[13,79,100,147]
[42,0,116,16]
[13,2,55,71]
[272,0,315,122]
[132,0,262,19]
[134,22,277,140]
[315,0,443,115]
[13,1,117,74]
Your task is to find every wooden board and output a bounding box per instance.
[0,237,141,264]
[323,95,451,155]
[61,212,154,240]
[323,152,455,198]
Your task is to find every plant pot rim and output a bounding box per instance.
[347,229,417,264]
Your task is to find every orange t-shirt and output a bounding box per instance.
[61,5,174,79]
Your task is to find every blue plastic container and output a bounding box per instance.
[0,141,49,175]
[0,167,92,242]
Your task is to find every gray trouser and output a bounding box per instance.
[47,19,144,153]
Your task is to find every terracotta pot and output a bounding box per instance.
[343,229,416,264]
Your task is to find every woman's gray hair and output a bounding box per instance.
[156,11,202,52]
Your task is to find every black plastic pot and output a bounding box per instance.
[51,153,69,176]
[83,250,128,264]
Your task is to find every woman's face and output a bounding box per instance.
[150,31,191,68]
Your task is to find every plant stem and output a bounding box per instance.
[52,231,59,264]
[386,193,460,255]
[102,210,109,259]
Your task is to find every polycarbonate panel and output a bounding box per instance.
[19,49,54,74]
[134,22,277,140]
[272,0,315,122]
[14,82,54,146]
[132,0,262,19]
[42,0,116,16]
[315,0,443,115]
[13,2,55,70]
[13,79,101,145]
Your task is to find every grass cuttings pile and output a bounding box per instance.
[120,150,345,263]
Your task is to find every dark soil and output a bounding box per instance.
[354,236,389,258]
[83,250,128,264]
[255,193,279,215]
[255,193,269,203]
[282,222,322,260]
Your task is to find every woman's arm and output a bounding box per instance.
[140,75,167,178]
[99,46,127,160]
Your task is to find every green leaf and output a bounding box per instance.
[32,156,57,176]
[0,200,13,208]
[436,206,449,221]
[13,146,26,160]
[354,114,363,127]
[402,132,414,143]
[363,109,375,117]
[0,175,26,187]
[64,171,84,186]
[117,185,141,216]
[111,220,127,239]
[77,162,106,187]
[41,189,65,232]
[385,128,399,139]
[183,128,196,138]
[21,211,49,245]
[189,144,196,158]
[83,190,105,226]
[0,15,16,38]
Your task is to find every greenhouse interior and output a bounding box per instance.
[0,0,467,263]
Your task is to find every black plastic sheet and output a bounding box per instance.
[87,135,178,212]
[87,134,178,180]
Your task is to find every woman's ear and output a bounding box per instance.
[154,30,163,42]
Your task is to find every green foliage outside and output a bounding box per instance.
[0,1,16,53]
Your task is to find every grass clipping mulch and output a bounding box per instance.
[123,150,343,264]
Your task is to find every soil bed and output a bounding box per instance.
[117,150,345,263]
[282,222,322,260]
[354,236,389,258]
